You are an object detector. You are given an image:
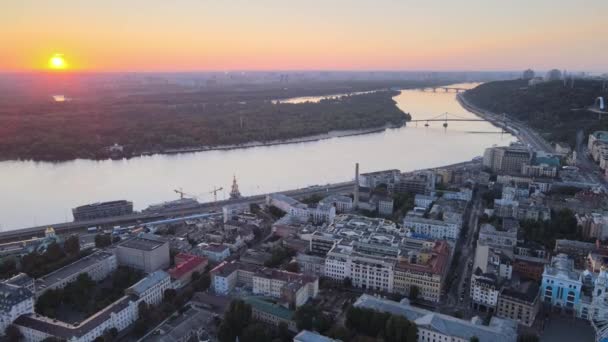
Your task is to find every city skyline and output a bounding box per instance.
[2,0,607,72]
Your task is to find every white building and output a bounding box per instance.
[125,270,171,306]
[442,188,473,202]
[325,244,395,293]
[319,195,353,213]
[354,295,517,342]
[414,194,436,210]
[403,215,460,240]
[210,261,317,307]
[14,270,170,342]
[35,250,117,297]
[0,283,34,334]
[470,270,500,312]
[359,169,400,188]
[17,296,139,342]
[267,194,336,224]
[579,269,608,322]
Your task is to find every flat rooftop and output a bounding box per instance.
[119,233,167,251]
[36,251,115,291]
[144,304,215,342]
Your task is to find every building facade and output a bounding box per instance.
[35,251,117,297]
[403,215,460,240]
[540,254,582,313]
[354,295,518,342]
[393,241,449,303]
[116,234,170,273]
[496,283,539,327]
[72,200,133,221]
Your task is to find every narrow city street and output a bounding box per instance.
[441,189,483,316]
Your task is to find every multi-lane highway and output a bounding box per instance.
[457,93,554,153]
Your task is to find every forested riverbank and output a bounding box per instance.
[464,79,608,146]
[0,80,438,161]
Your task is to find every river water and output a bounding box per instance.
[0,83,515,230]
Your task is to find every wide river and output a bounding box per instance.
[0,83,516,230]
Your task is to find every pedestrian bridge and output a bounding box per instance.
[417,87,467,93]
[408,112,485,126]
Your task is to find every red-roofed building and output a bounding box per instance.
[169,253,208,288]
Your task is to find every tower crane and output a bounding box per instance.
[174,186,223,204]
[174,187,198,200]
[208,186,223,203]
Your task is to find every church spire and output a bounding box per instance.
[230,175,242,199]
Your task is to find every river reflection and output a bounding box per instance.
[0,83,515,230]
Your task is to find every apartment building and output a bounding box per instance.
[403,215,460,240]
[35,251,117,297]
[393,241,449,302]
[496,282,539,327]
[325,243,395,293]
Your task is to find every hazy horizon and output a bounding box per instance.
[2,0,607,73]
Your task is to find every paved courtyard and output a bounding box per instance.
[540,316,595,342]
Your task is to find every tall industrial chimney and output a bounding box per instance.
[354,163,360,209]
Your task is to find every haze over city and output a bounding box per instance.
[2,0,608,72]
[2,1,608,342]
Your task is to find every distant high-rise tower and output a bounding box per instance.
[230,175,242,200]
[522,69,535,80]
[354,163,360,209]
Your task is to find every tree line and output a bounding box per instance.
[464,79,608,147]
[0,89,411,161]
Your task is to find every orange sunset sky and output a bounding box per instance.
[1,0,607,72]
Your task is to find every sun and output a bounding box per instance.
[48,54,67,70]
